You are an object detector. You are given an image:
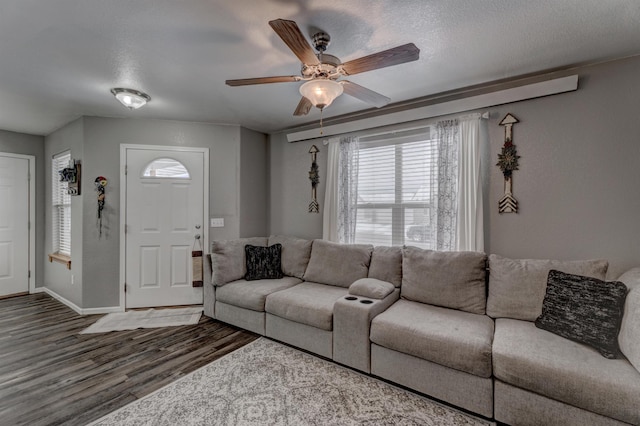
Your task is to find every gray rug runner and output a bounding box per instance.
[80,307,203,334]
[90,337,494,425]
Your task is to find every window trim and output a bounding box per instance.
[50,151,72,266]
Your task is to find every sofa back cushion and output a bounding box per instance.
[211,237,268,285]
[401,247,488,315]
[618,268,640,374]
[268,235,312,279]
[303,239,373,288]
[368,245,402,287]
[486,254,609,321]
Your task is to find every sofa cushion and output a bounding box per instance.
[370,300,494,377]
[493,318,640,425]
[368,245,402,287]
[486,255,609,321]
[349,278,395,299]
[303,240,373,288]
[211,237,268,286]
[401,247,487,315]
[265,282,349,330]
[268,235,312,279]
[244,244,284,281]
[535,270,628,359]
[618,267,640,373]
[215,277,302,312]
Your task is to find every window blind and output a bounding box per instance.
[354,127,437,248]
[52,152,71,256]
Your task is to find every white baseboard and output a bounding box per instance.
[38,287,123,315]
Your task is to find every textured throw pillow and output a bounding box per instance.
[244,244,284,281]
[535,270,628,359]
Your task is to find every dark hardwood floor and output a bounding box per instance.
[0,293,259,426]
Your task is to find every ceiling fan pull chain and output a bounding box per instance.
[320,108,324,135]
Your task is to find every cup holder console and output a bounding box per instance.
[344,296,374,304]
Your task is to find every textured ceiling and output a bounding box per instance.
[1,0,639,136]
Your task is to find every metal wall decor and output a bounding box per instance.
[308,145,320,213]
[497,113,520,213]
[95,176,108,236]
[59,160,81,195]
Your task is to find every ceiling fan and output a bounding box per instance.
[225,19,420,116]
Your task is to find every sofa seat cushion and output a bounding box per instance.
[265,282,349,331]
[493,318,640,425]
[216,277,302,312]
[370,300,494,377]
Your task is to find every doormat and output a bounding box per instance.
[80,307,203,334]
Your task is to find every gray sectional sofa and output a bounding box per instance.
[205,235,640,425]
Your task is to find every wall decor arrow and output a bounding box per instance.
[308,145,320,213]
[497,113,520,213]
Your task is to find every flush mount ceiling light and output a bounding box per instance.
[299,79,343,110]
[110,88,151,110]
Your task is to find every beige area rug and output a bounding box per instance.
[90,337,495,425]
[80,307,203,334]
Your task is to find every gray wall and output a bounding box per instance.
[44,118,84,306]
[486,56,640,278]
[0,130,45,290]
[269,55,640,277]
[239,127,269,238]
[80,117,244,308]
[269,135,326,239]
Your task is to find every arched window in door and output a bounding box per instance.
[141,158,190,178]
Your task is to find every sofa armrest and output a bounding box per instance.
[618,267,640,373]
[333,289,400,373]
[203,254,216,318]
[349,278,395,299]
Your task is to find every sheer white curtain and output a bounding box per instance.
[430,114,485,252]
[457,114,485,252]
[323,136,359,242]
[432,119,459,251]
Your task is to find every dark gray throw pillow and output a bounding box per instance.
[244,244,283,281]
[535,269,628,359]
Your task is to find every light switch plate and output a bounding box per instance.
[210,218,224,227]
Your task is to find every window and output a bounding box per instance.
[142,158,190,178]
[52,151,71,257]
[326,114,484,252]
[354,128,439,249]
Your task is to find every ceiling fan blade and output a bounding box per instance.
[226,76,301,86]
[269,19,320,66]
[341,80,390,108]
[293,96,313,116]
[341,43,420,75]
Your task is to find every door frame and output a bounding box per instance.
[0,152,36,294]
[119,144,209,311]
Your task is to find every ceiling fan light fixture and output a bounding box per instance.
[299,79,343,110]
[111,88,151,110]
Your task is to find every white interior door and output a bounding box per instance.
[125,148,205,308]
[0,155,29,297]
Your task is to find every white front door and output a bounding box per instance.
[124,147,206,308]
[0,154,30,297]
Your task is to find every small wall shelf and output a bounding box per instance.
[48,253,71,270]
